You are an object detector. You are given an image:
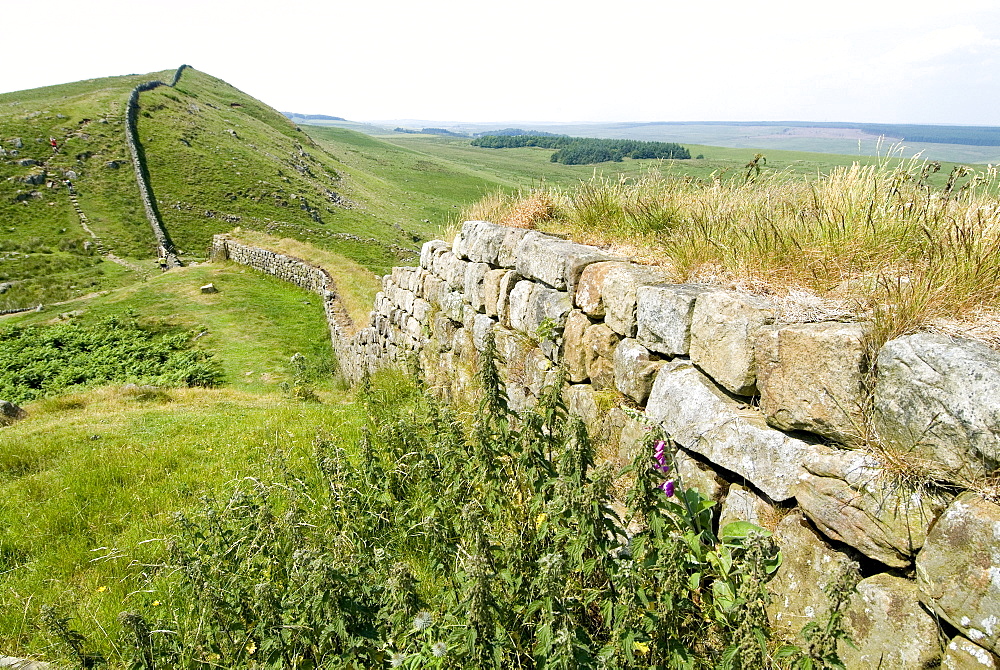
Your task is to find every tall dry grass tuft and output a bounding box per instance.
[469,160,1000,351]
[461,188,563,230]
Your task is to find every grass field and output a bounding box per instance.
[0,261,369,659]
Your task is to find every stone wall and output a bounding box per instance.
[354,220,1000,669]
[124,64,190,266]
[210,235,377,383]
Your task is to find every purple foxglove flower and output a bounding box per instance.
[661,480,675,497]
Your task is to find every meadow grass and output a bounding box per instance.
[0,261,367,659]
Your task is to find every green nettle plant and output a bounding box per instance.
[45,332,854,668]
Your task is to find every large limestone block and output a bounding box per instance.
[472,314,497,352]
[645,360,816,501]
[422,274,445,306]
[874,333,1000,478]
[719,483,781,531]
[690,291,775,396]
[497,226,532,268]
[464,262,490,312]
[482,269,508,318]
[439,289,465,323]
[767,512,861,642]
[839,573,941,670]
[796,447,949,568]
[583,323,621,391]
[944,636,1000,669]
[513,231,618,291]
[420,239,449,270]
[564,310,593,383]
[756,322,869,444]
[495,271,523,327]
[508,280,538,334]
[438,253,469,291]
[917,493,1000,655]
[576,261,621,317]
[459,220,516,265]
[613,338,664,405]
[508,280,572,343]
[636,284,715,356]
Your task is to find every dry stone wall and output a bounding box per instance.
[215,221,1000,668]
[124,65,190,266]
[210,235,376,383]
[354,220,1000,669]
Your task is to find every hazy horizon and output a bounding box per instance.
[3,0,998,128]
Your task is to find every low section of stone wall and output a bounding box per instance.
[211,235,380,383]
[358,220,1000,668]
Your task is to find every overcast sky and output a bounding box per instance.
[3,0,998,126]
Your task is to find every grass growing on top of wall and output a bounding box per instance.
[465,157,1000,349]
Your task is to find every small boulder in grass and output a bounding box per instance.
[0,400,26,425]
[200,283,218,294]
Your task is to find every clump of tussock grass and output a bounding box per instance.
[462,187,563,230]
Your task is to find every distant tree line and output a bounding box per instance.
[394,127,470,137]
[471,135,690,164]
[472,128,565,137]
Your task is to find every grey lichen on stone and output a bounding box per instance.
[636,284,716,356]
[916,492,1000,656]
[873,333,1000,479]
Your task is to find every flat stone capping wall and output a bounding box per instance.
[358,220,1000,669]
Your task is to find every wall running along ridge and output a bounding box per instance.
[124,64,190,267]
[217,222,1000,669]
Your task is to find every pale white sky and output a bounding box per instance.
[4,0,998,126]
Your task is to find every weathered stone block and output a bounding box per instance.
[636,284,714,356]
[564,310,592,383]
[431,314,458,350]
[690,291,774,396]
[767,512,860,642]
[645,360,817,501]
[496,271,523,328]
[583,323,621,391]
[839,573,942,670]
[420,239,449,271]
[464,262,490,312]
[497,227,532,268]
[472,314,497,352]
[719,483,781,531]
[439,289,465,322]
[756,322,868,444]
[917,493,1000,656]
[613,338,663,405]
[874,333,1000,479]
[514,231,618,291]
[675,448,727,503]
[576,261,626,317]
[459,220,513,265]
[796,446,949,568]
[482,269,508,318]
[943,636,1000,669]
